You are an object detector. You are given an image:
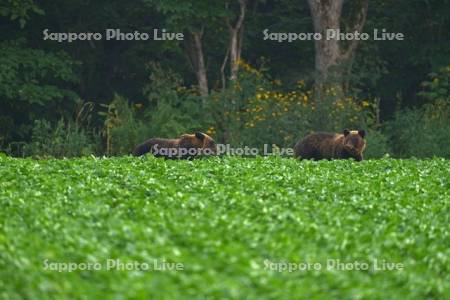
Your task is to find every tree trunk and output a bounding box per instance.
[308,0,343,85]
[221,0,247,88]
[184,28,209,99]
[307,0,368,94]
[229,0,246,81]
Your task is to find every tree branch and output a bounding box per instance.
[221,45,230,90]
[341,0,369,60]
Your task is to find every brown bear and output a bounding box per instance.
[132,132,217,159]
[294,129,366,161]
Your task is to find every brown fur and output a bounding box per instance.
[132,132,217,159]
[294,129,366,161]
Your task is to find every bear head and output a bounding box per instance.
[178,132,217,157]
[342,129,366,161]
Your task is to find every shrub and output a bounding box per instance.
[363,129,392,159]
[387,102,450,158]
[23,119,99,158]
[100,94,149,156]
[418,66,450,104]
[385,68,450,158]
[142,63,203,138]
[207,61,372,150]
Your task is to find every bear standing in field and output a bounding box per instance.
[294,129,366,161]
[132,132,217,159]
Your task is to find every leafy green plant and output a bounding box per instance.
[363,129,391,159]
[418,67,450,104]
[143,63,203,137]
[23,119,99,158]
[387,102,450,158]
[0,0,44,27]
[0,156,448,299]
[100,94,148,156]
[0,39,79,107]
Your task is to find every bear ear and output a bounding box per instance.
[343,129,350,136]
[358,130,366,138]
[195,132,205,141]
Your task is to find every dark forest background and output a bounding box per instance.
[0,0,449,158]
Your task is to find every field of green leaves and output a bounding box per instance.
[0,155,449,299]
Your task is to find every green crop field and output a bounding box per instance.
[0,155,449,299]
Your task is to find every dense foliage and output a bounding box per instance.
[0,0,449,157]
[0,156,449,298]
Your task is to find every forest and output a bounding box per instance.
[1,1,450,299]
[0,0,449,157]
